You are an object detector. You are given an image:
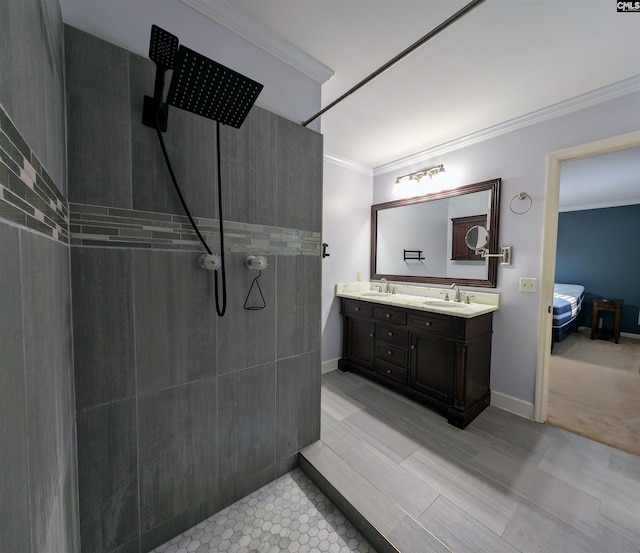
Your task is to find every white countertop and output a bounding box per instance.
[336,282,499,319]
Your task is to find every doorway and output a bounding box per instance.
[535,130,640,425]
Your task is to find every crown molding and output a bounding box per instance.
[324,152,373,176]
[179,0,334,84]
[374,75,640,176]
[559,198,640,213]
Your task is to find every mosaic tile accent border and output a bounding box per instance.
[0,106,69,243]
[0,104,320,255]
[69,203,322,255]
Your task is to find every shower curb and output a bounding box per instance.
[298,446,400,553]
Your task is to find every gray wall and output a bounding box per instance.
[65,26,323,553]
[0,0,80,552]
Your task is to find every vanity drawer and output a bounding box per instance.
[407,312,456,337]
[376,360,408,385]
[342,300,372,318]
[373,306,407,325]
[376,324,408,346]
[375,342,409,368]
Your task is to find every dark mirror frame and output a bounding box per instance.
[371,178,501,288]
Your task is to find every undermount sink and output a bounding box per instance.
[424,301,467,308]
[362,291,392,297]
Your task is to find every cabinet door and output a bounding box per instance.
[410,332,454,403]
[346,318,375,371]
[451,214,486,260]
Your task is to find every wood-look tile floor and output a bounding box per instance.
[301,370,640,553]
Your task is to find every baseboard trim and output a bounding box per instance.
[492,391,535,420]
[321,358,339,374]
[578,325,640,340]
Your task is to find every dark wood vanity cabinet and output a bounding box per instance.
[339,298,493,428]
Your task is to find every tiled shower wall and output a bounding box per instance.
[0,0,80,552]
[65,26,323,553]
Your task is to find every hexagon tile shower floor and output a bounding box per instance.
[151,468,376,553]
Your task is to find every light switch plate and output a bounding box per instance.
[519,277,537,293]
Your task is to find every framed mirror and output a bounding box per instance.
[371,178,501,287]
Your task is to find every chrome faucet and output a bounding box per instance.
[380,278,390,293]
[451,283,461,302]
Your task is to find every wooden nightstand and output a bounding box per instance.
[591,299,623,344]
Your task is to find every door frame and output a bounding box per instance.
[534,130,640,423]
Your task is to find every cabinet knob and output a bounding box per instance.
[369,333,374,338]
[387,350,392,355]
[425,321,431,327]
[386,313,391,319]
[355,307,360,312]
[386,369,391,374]
[387,331,393,336]
[411,345,416,350]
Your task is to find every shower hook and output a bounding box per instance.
[244,255,267,310]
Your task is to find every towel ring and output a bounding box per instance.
[509,192,532,214]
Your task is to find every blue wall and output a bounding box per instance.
[556,204,640,335]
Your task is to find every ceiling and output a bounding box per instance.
[59,0,640,170]
[59,0,639,206]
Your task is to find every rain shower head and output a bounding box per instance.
[143,25,263,131]
[166,45,264,129]
[148,24,179,70]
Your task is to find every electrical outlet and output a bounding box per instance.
[519,277,537,293]
[356,271,362,282]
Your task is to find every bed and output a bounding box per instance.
[552,283,585,343]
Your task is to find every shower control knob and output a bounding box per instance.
[198,253,222,271]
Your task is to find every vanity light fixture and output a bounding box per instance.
[395,164,445,185]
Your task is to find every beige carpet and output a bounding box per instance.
[548,328,640,456]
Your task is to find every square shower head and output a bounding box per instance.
[148,25,179,70]
[166,45,264,129]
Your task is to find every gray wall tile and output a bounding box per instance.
[41,0,66,192]
[277,351,321,462]
[1,0,66,189]
[0,0,12,116]
[134,250,218,394]
[217,253,276,374]
[221,107,277,225]
[130,54,217,219]
[76,399,138,553]
[21,231,79,553]
[0,224,31,552]
[65,25,132,207]
[277,255,321,359]
[1,0,44,176]
[71,247,135,409]
[63,27,323,552]
[218,363,277,505]
[138,379,219,551]
[276,117,323,232]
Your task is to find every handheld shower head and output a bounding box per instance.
[148,24,179,70]
[142,25,180,131]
